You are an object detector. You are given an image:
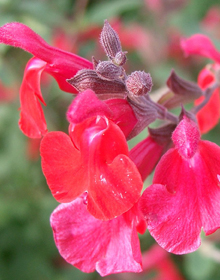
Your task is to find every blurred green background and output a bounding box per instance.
[1,0,220,279]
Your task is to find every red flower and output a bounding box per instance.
[50,196,145,276]
[140,116,220,254]
[181,34,220,133]
[0,22,93,138]
[40,114,143,220]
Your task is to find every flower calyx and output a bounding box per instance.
[67,69,126,96]
[158,70,203,109]
[148,123,176,147]
[95,61,125,81]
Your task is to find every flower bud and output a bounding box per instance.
[96,61,124,81]
[113,51,127,66]
[126,71,153,96]
[100,20,122,59]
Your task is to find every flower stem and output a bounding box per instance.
[147,97,179,124]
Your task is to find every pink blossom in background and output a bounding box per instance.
[201,6,220,38]
[144,0,163,13]
[145,0,188,14]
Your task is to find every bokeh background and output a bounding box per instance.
[1,0,220,279]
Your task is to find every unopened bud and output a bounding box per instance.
[67,69,126,95]
[100,20,122,59]
[126,71,153,96]
[96,61,124,81]
[113,51,127,66]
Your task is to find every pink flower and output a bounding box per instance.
[40,114,143,220]
[0,22,93,138]
[181,34,220,133]
[50,195,146,276]
[140,116,220,254]
[201,6,220,38]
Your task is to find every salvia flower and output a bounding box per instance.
[2,18,220,278]
[140,116,220,254]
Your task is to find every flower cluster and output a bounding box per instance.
[1,20,220,276]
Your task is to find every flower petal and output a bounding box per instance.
[196,141,220,235]
[67,89,113,124]
[19,57,47,138]
[181,34,220,63]
[0,22,93,92]
[50,197,142,276]
[105,98,137,138]
[196,91,220,134]
[40,131,85,202]
[140,150,202,254]
[196,67,220,134]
